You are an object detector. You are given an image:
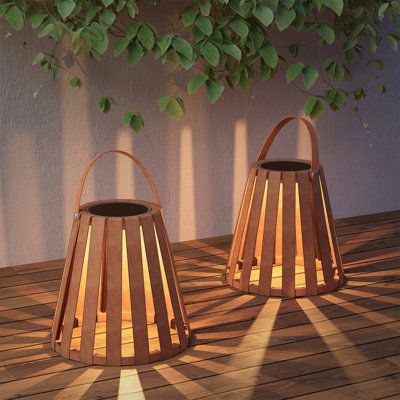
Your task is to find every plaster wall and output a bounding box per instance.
[0,12,399,267]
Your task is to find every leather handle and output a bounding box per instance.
[75,150,161,213]
[257,116,320,171]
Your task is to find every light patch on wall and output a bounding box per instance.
[60,54,92,236]
[296,112,313,161]
[179,126,196,240]
[232,119,248,229]
[115,128,135,199]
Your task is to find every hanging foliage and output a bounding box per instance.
[1,0,399,131]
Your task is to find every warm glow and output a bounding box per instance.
[232,119,248,230]
[65,217,186,362]
[179,126,196,239]
[230,169,341,295]
[116,129,135,199]
[117,369,145,399]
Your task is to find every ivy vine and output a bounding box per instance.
[1,0,399,132]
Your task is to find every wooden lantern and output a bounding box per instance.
[51,150,190,366]
[226,116,345,297]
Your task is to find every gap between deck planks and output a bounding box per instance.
[0,211,399,399]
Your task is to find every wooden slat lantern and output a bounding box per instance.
[226,116,345,297]
[51,151,190,366]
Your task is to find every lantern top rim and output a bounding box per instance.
[79,199,161,219]
[251,158,321,173]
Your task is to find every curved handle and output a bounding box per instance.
[257,116,320,171]
[75,150,161,213]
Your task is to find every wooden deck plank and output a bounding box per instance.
[0,211,399,400]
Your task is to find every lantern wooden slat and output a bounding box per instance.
[258,171,281,296]
[153,212,189,348]
[79,217,105,364]
[240,170,267,292]
[282,172,296,298]
[227,116,345,297]
[51,218,80,348]
[141,214,174,359]
[60,214,90,358]
[227,168,257,285]
[125,217,150,365]
[106,218,123,366]
[320,168,344,284]
[51,150,189,366]
[297,172,318,296]
[310,173,336,292]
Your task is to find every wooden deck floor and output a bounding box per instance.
[0,210,400,399]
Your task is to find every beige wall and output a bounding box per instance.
[0,15,399,267]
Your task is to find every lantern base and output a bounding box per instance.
[229,261,344,297]
[52,318,189,366]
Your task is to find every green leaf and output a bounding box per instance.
[229,0,252,17]
[195,15,213,36]
[96,96,113,113]
[157,96,171,111]
[263,0,278,13]
[32,52,45,65]
[182,9,198,27]
[323,58,344,80]
[188,74,208,94]
[377,84,387,94]
[387,33,398,51]
[127,42,144,66]
[199,0,211,16]
[69,77,82,88]
[38,23,54,38]
[317,25,335,44]
[304,96,324,118]
[161,97,184,119]
[155,35,173,57]
[137,24,154,50]
[259,44,278,68]
[252,5,274,28]
[116,0,126,12]
[123,112,144,132]
[114,38,130,57]
[275,7,296,31]
[325,89,345,110]
[99,9,116,26]
[30,13,47,29]
[85,6,101,24]
[353,88,365,101]
[302,65,318,89]
[286,61,305,82]
[0,3,11,17]
[102,0,113,6]
[260,60,272,80]
[201,42,220,66]
[206,79,224,103]
[126,22,141,40]
[367,58,385,70]
[172,37,193,60]
[322,0,343,16]
[222,43,241,61]
[5,6,24,31]
[56,0,76,20]
[88,23,109,54]
[343,36,357,51]
[288,43,300,57]
[378,3,389,19]
[126,0,138,18]
[230,19,249,41]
